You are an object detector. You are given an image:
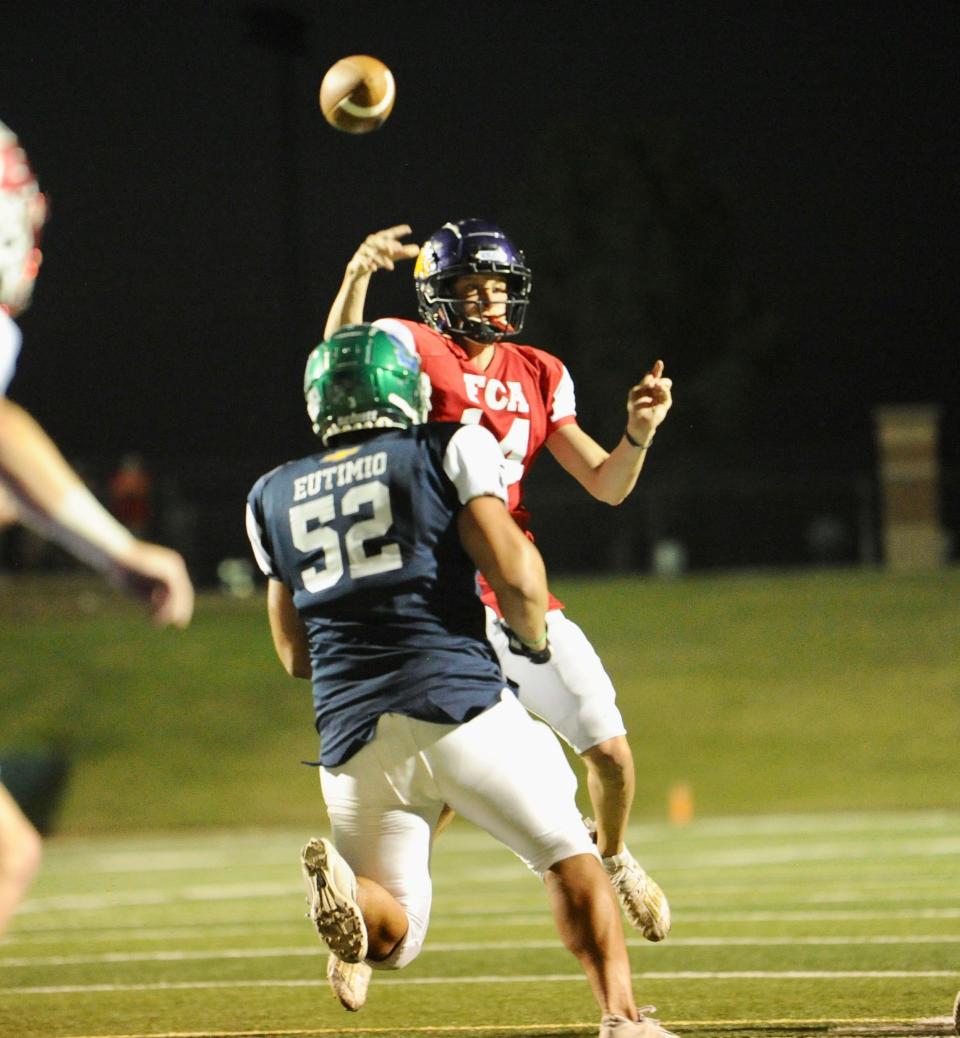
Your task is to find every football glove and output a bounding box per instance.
[499,621,551,664]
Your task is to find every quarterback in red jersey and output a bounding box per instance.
[371,313,575,613]
[323,219,672,1009]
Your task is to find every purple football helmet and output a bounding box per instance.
[414,218,532,343]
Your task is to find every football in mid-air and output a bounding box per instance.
[319,55,395,134]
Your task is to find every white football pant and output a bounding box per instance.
[486,607,626,754]
[320,690,597,970]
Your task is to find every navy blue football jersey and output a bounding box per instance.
[246,422,511,766]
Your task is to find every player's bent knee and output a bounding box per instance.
[368,919,426,971]
[546,852,616,937]
[582,735,634,777]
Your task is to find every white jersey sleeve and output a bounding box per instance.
[550,363,577,424]
[245,500,278,579]
[443,424,509,506]
[0,311,22,397]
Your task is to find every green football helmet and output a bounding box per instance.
[304,323,428,445]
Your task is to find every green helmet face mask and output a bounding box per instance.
[304,324,428,445]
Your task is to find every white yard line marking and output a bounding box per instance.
[41,833,960,883]
[651,809,960,836]
[36,813,960,879]
[25,1014,960,1038]
[2,922,299,944]
[40,850,300,875]
[40,1027,605,1038]
[17,882,299,913]
[653,836,960,869]
[3,933,960,967]
[14,884,958,917]
[3,968,959,994]
[0,946,316,966]
[682,908,960,921]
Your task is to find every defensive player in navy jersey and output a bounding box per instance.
[246,324,678,1038]
[0,119,193,938]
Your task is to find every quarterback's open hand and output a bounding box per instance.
[346,224,420,278]
[626,360,672,445]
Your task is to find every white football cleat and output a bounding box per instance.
[602,848,671,941]
[584,817,671,941]
[327,953,372,1011]
[600,1007,679,1037]
[952,988,959,1035]
[300,837,368,963]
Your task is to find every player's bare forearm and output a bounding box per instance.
[547,360,672,505]
[489,553,548,648]
[0,398,86,516]
[323,271,372,339]
[458,497,548,647]
[0,399,194,626]
[267,579,312,678]
[324,225,420,338]
[592,438,650,505]
[547,424,644,505]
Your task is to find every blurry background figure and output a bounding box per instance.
[0,117,194,938]
[156,474,198,565]
[804,514,848,566]
[217,556,254,598]
[651,539,688,579]
[108,451,153,537]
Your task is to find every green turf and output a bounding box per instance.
[1,569,958,832]
[1,812,958,1037]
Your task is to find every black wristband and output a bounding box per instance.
[624,428,652,449]
[500,622,552,664]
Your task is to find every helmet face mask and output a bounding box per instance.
[0,121,47,317]
[414,219,532,343]
[304,324,428,446]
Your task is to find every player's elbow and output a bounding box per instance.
[289,655,312,680]
[582,481,629,506]
[276,644,311,679]
[592,473,640,507]
[598,487,629,506]
[576,469,630,506]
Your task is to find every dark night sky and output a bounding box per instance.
[2,1,957,569]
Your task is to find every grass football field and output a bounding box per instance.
[2,810,958,1038]
[1,569,958,1035]
[2,569,958,833]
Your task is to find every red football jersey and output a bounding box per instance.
[375,318,576,613]
[375,318,577,522]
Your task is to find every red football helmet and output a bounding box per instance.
[0,120,48,316]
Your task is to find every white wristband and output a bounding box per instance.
[52,485,135,560]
